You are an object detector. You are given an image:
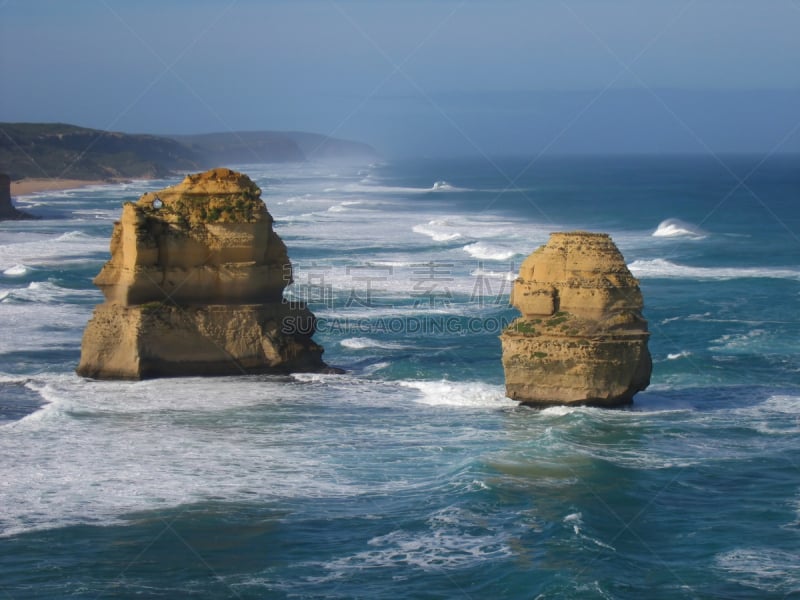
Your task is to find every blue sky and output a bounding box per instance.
[1,0,799,156]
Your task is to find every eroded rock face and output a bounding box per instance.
[77,168,330,379]
[500,232,651,406]
[0,173,32,220]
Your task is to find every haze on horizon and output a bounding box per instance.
[1,0,799,158]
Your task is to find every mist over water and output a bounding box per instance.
[1,156,799,598]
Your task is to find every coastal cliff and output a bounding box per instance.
[77,168,330,379]
[500,232,651,407]
[0,173,32,220]
[1,122,380,182]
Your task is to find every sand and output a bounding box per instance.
[11,178,109,196]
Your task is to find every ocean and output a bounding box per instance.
[1,155,798,598]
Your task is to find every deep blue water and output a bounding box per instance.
[1,156,799,598]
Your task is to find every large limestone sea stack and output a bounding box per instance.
[501,232,651,407]
[77,168,329,379]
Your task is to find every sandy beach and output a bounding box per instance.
[11,178,109,196]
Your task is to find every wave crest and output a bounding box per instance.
[340,337,409,350]
[399,380,515,408]
[462,242,515,261]
[652,218,707,238]
[629,259,800,281]
[412,221,462,242]
[2,264,28,277]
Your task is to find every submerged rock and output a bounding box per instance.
[77,168,331,379]
[500,232,651,407]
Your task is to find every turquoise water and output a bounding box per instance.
[1,156,799,598]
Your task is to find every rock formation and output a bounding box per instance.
[500,232,651,407]
[0,174,33,220]
[77,168,332,379]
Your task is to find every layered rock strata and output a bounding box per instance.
[500,232,651,406]
[77,168,330,379]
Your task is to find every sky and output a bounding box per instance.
[1,0,799,157]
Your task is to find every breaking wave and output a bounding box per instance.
[398,380,515,408]
[412,221,463,242]
[340,337,410,350]
[462,242,516,261]
[652,218,707,238]
[629,259,800,281]
[2,265,28,277]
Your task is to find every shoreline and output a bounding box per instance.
[11,178,131,196]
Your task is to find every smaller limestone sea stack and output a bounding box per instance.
[77,168,331,379]
[501,232,652,407]
[0,174,33,220]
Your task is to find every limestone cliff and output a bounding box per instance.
[0,174,32,220]
[500,232,651,407]
[77,168,330,379]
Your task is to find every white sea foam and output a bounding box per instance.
[361,361,391,375]
[0,230,106,270]
[715,548,800,593]
[0,374,382,536]
[399,380,515,409]
[740,395,800,435]
[1,280,98,304]
[540,406,579,416]
[462,242,516,261]
[431,180,455,191]
[2,264,28,276]
[629,259,800,281]
[469,266,515,278]
[652,218,707,238]
[412,222,463,242]
[340,337,410,350]
[667,351,692,360]
[311,509,511,575]
[411,215,523,247]
[709,329,766,352]
[345,180,464,195]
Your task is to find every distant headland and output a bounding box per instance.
[0,122,380,195]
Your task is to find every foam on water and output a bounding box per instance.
[652,218,707,238]
[709,329,768,352]
[1,158,799,596]
[715,548,800,593]
[462,242,516,261]
[312,518,511,574]
[343,180,466,196]
[399,380,516,409]
[431,180,456,191]
[540,406,580,416]
[412,222,463,242]
[2,264,28,276]
[470,267,516,281]
[289,259,518,300]
[1,280,98,304]
[629,259,800,280]
[0,230,107,270]
[726,394,800,435]
[0,374,395,536]
[340,337,410,350]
